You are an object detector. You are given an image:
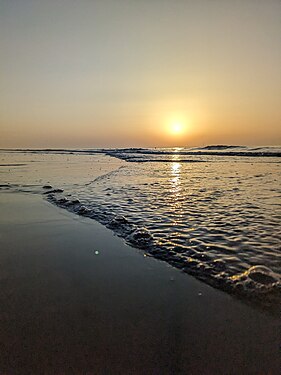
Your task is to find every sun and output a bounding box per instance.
[170,122,184,135]
[163,113,190,137]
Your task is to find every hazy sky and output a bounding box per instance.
[1,0,280,148]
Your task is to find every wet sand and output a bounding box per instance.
[0,192,279,374]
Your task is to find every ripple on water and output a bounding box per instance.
[34,155,281,312]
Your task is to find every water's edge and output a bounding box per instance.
[43,186,280,316]
[1,147,280,316]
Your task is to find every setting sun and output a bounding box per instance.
[167,118,188,137]
[171,123,183,134]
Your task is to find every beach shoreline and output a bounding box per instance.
[0,192,279,374]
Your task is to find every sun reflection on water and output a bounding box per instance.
[169,160,184,227]
[170,151,181,182]
[170,158,182,202]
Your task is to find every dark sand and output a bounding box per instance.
[0,192,279,374]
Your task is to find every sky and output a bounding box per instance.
[1,0,280,148]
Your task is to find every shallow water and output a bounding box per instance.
[1,147,280,309]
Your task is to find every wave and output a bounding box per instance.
[103,147,281,162]
[199,145,246,150]
[42,186,281,315]
[2,145,281,161]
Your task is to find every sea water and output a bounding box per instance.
[1,146,280,310]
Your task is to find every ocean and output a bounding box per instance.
[1,146,280,311]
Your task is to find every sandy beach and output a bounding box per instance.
[0,192,279,374]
